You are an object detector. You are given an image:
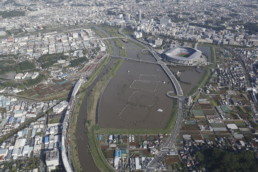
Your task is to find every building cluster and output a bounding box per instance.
[178,46,258,170]
[0,29,102,57]
[130,21,258,47]
[179,135,257,171]
[215,62,246,91]
[44,124,61,171]
[98,134,175,171]
[0,95,57,137]
[15,72,39,80]
[0,116,45,162]
[0,0,257,47]
[0,94,68,170]
[0,0,258,171]
[52,101,68,114]
[233,48,258,104]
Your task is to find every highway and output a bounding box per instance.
[61,79,83,172]
[146,41,185,172]
[87,36,126,41]
[148,49,183,96]
[61,27,185,172]
[118,27,185,171]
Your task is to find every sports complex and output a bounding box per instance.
[163,47,206,66]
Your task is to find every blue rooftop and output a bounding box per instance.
[115,149,121,158]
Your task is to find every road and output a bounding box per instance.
[87,36,126,41]
[62,26,185,172]
[118,27,185,171]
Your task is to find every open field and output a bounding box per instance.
[19,80,74,101]
[98,60,175,129]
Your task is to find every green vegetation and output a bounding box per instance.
[70,91,85,172]
[122,27,134,36]
[91,27,113,56]
[168,14,186,23]
[38,53,69,68]
[70,57,88,67]
[188,45,217,96]
[17,60,35,71]
[1,74,45,89]
[244,23,258,35]
[195,148,258,172]
[87,59,124,122]
[71,58,124,172]
[70,57,112,172]
[87,126,114,172]
[80,57,111,91]
[0,10,25,18]
[1,156,40,171]
[23,74,45,87]
[99,25,127,57]
[100,25,120,37]
[85,59,124,172]
[114,39,127,56]
[189,22,226,31]
[127,39,146,49]
[0,60,35,74]
[48,116,62,124]
[164,99,178,132]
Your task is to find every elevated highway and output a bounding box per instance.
[117,28,185,171]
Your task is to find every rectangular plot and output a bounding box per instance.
[130,80,159,92]
[128,91,156,107]
[139,74,161,82]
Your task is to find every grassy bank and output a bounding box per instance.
[92,27,113,56]
[187,45,217,96]
[87,126,114,172]
[98,25,127,57]
[85,59,124,172]
[70,91,85,172]
[87,59,124,122]
[80,57,111,91]
[70,58,123,172]
[70,57,112,172]
[127,39,146,49]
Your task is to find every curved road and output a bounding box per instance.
[73,26,185,172]
[118,28,185,171]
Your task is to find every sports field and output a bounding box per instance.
[98,60,175,129]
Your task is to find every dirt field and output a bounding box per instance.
[98,60,175,129]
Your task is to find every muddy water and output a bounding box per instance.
[98,59,175,129]
[168,65,205,95]
[75,61,115,172]
[125,41,157,62]
[75,27,175,172]
[75,26,118,172]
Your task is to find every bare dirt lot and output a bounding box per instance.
[98,60,175,129]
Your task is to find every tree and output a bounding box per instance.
[194,148,258,172]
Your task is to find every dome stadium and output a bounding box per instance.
[163,47,205,65]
